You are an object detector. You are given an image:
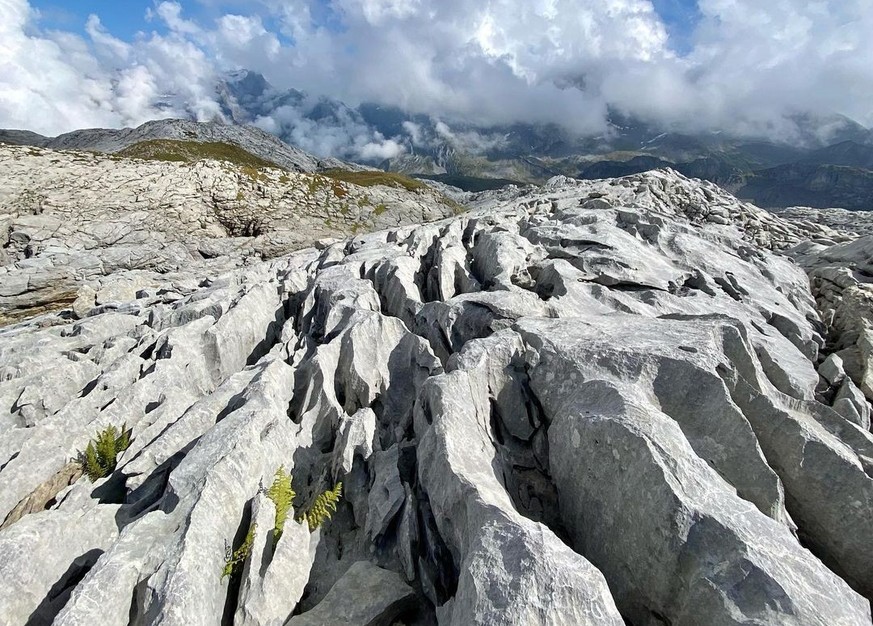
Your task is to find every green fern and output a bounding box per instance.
[301,482,343,532]
[78,424,132,481]
[266,466,295,541]
[222,523,257,579]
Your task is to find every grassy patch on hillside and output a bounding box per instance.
[321,169,428,192]
[417,174,525,192]
[118,140,283,171]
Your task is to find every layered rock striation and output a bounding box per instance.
[0,169,871,625]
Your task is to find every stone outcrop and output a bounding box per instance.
[787,235,873,430]
[0,144,459,324]
[0,168,871,625]
[777,206,873,238]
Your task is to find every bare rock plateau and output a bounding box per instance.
[1,162,872,625]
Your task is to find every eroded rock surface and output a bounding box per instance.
[0,169,871,625]
[0,144,459,324]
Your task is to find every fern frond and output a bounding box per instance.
[95,425,117,462]
[303,482,343,532]
[266,466,295,541]
[222,523,257,579]
[82,442,103,481]
[77,424,134,481]
[116,423,132,453]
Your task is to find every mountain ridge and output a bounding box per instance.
[4,69,873,208]
[212,70,873,208]
[0,119,359,174]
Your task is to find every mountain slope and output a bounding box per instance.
[738,163,873,210]
[800,140,873,169]
[7,71,873,205]
[0,119,354,173]
[117,139,285,170]
[0,144,460,323]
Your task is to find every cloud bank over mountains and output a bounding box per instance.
[1,0,872,158]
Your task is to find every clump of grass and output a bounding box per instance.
[307,175,326,196]
[321,169,428,193]
[78,424,132,481]
[373,203,388,216]
[117,140,283,172]
[447,197,466,215]
[330,179,349,198]
[240,164,269,182]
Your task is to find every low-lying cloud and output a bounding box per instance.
[1,0,872,157]
[252,100,405,161]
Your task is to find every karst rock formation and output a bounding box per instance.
[1,158,872,625]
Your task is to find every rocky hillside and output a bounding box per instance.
[0,119,355,173]
[0,144,460,325]
[777,206,873,237]
[0,169,872,625]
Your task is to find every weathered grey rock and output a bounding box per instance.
[415,330,627,625]
[820,353,847,386]
[777,206,873,238]
[784,235,873,436]
[52,511,175,626]
[365,444,405,541]
[235,496,318,626]
[450,517,626,626]
[0,143,458,322]
[0,504,121,625]
[332,407,377,477]
[286,561,416,626]
[1,168,872,625]
[71,285,96,320]
[834,377,872,430]
[521,316,868,624]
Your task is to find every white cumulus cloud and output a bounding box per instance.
[1,0,871,149]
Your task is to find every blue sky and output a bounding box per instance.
[650,0,702,54]
[29,0,703,54]
[29,1,156,39]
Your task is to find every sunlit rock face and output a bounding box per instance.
[0,143,459,324]
[0,169,871,626]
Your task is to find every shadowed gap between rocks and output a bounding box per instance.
[120,448,189,527]
[487,396,568,540]
[244,302,286,367]
[24,549,103,626]
[0,461,82,530]
[416,235,442,304]
[127,574,152,626]
[221,499,254,626]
